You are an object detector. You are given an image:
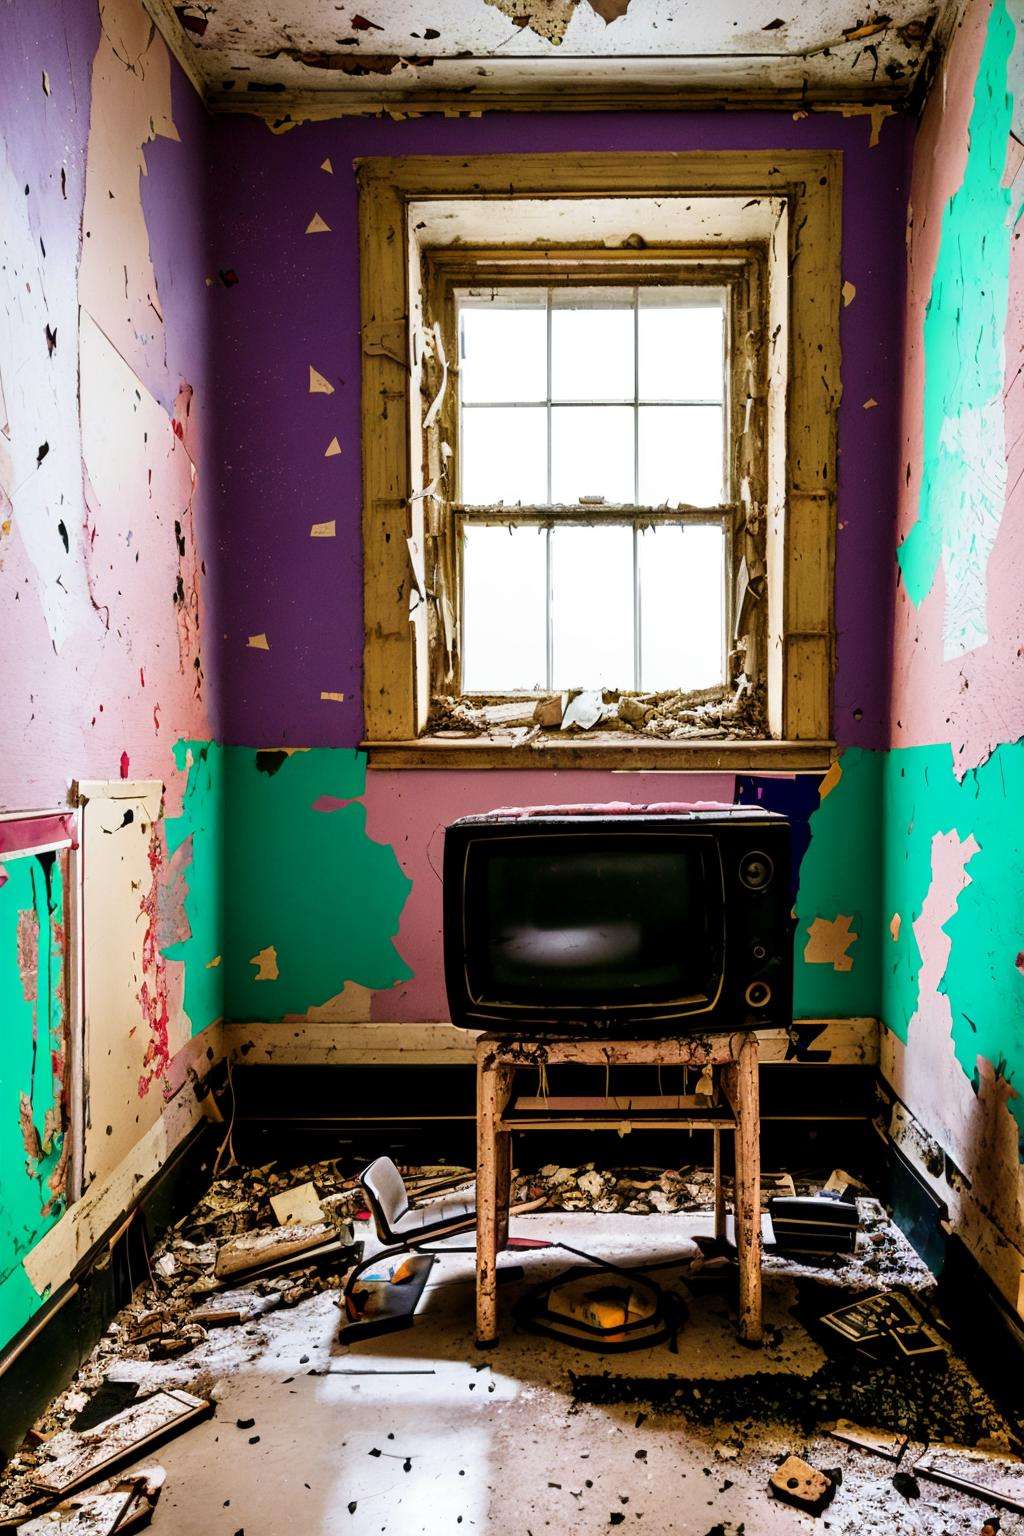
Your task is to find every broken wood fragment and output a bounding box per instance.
[30,1391,210,1499]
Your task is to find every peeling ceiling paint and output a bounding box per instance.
[144,0,954,113]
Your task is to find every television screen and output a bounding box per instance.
[464,834,721,1010]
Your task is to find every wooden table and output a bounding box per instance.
[475,1032,762,1347]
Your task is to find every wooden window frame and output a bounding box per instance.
[357,152,841,771]
[430,250,755,703]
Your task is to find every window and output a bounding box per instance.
[458,286,728,696]
[357,152,840,768]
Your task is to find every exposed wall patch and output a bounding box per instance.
[898,0,1020,659]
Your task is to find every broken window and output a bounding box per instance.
[421,253,766,731]
[357,153,841,764]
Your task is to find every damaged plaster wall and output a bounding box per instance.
[208,103,909,1030]
[0,851,68,1349]
[0,0,223,1355]
[882,0,1024,1313]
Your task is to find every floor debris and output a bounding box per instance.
[1,1162,1020,1535]
[828,1418,909,1460]
[769,1453,836,1515]
[14,1467,165,1535]
[914,1442,1024,1515]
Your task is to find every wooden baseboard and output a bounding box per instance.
[223,1018,879,1067]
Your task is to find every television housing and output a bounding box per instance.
[443,806,792,1037]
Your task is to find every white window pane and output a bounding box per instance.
[461,406,547,504]
[462,524,547,691]
[639,524,725,691]
[638,405,724,507]
[459,295,547,403]
[551,290,634,402]
[551,524,634,690]
[638,292,725,402]
[551,406,634,504]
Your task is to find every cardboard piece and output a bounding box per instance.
[269,1182,324,1227]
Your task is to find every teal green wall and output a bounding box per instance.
[793,749,884,1018]
[164,739,227,1036]
[883,743,1024,1138]
[222,747,411,1022]
[0,854,68,1349]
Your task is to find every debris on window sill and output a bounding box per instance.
[428,680,768,744]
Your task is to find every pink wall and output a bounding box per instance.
[363,770,732,1022]
[0,0,219,816]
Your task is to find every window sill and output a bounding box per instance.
[363,736,836,771]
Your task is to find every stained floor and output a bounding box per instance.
[10,1206,1020,1536]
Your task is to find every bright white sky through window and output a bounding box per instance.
[457,286,728,696]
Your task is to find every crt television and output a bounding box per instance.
[443,805,792,1036]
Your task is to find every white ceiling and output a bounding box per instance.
[149,0,954,116]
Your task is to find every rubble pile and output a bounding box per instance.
[0,1158,466,1527]
[512,1162,722,1214]
[428,681,767,745]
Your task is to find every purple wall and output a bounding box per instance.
[209,109,912,754]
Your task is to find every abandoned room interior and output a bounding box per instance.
[3,0,1024,1530]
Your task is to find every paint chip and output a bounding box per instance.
[306,213,331,234]
[324,436,342,458]
[321,158,334,174]
[310,520,336,537]
[863,398,878,410]
[890,913,902,942]
[818,760,842,801]
[320,691,345,702]
[206,954,222,968]
[842,281,856,307]
[247,633,269,650]
[309,366,335,395]
[42,70,51,96]
[250,945,279,981]
[804,915,858,972]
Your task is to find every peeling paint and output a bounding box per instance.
[0,850,68,1347]
[804,913,858,972]
[883,741,1024,1136]
[224,747,411,1021]
[250,944,279,981]
[162,740,225,1036]
[793,749,882,1017]
[898,0,1020,659]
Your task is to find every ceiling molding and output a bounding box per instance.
[139,0,962,127]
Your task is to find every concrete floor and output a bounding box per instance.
[72,1211,1021,1536]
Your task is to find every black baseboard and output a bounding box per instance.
[231,1061,877,1177]
[0,1120,220,1466]
[877,1134,1024,1426]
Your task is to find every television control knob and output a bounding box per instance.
[745,980,772,1009]
[739,851,773,890]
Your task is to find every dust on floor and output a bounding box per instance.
[1,1164,1020,1536]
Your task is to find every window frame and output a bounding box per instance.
[357,151,841,771]
[432,252,752,702]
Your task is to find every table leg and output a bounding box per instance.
[496,1121,513,1250]
[476,1051,502,1347]
[733,1035,762,1345]
[712,1127,727,1242]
